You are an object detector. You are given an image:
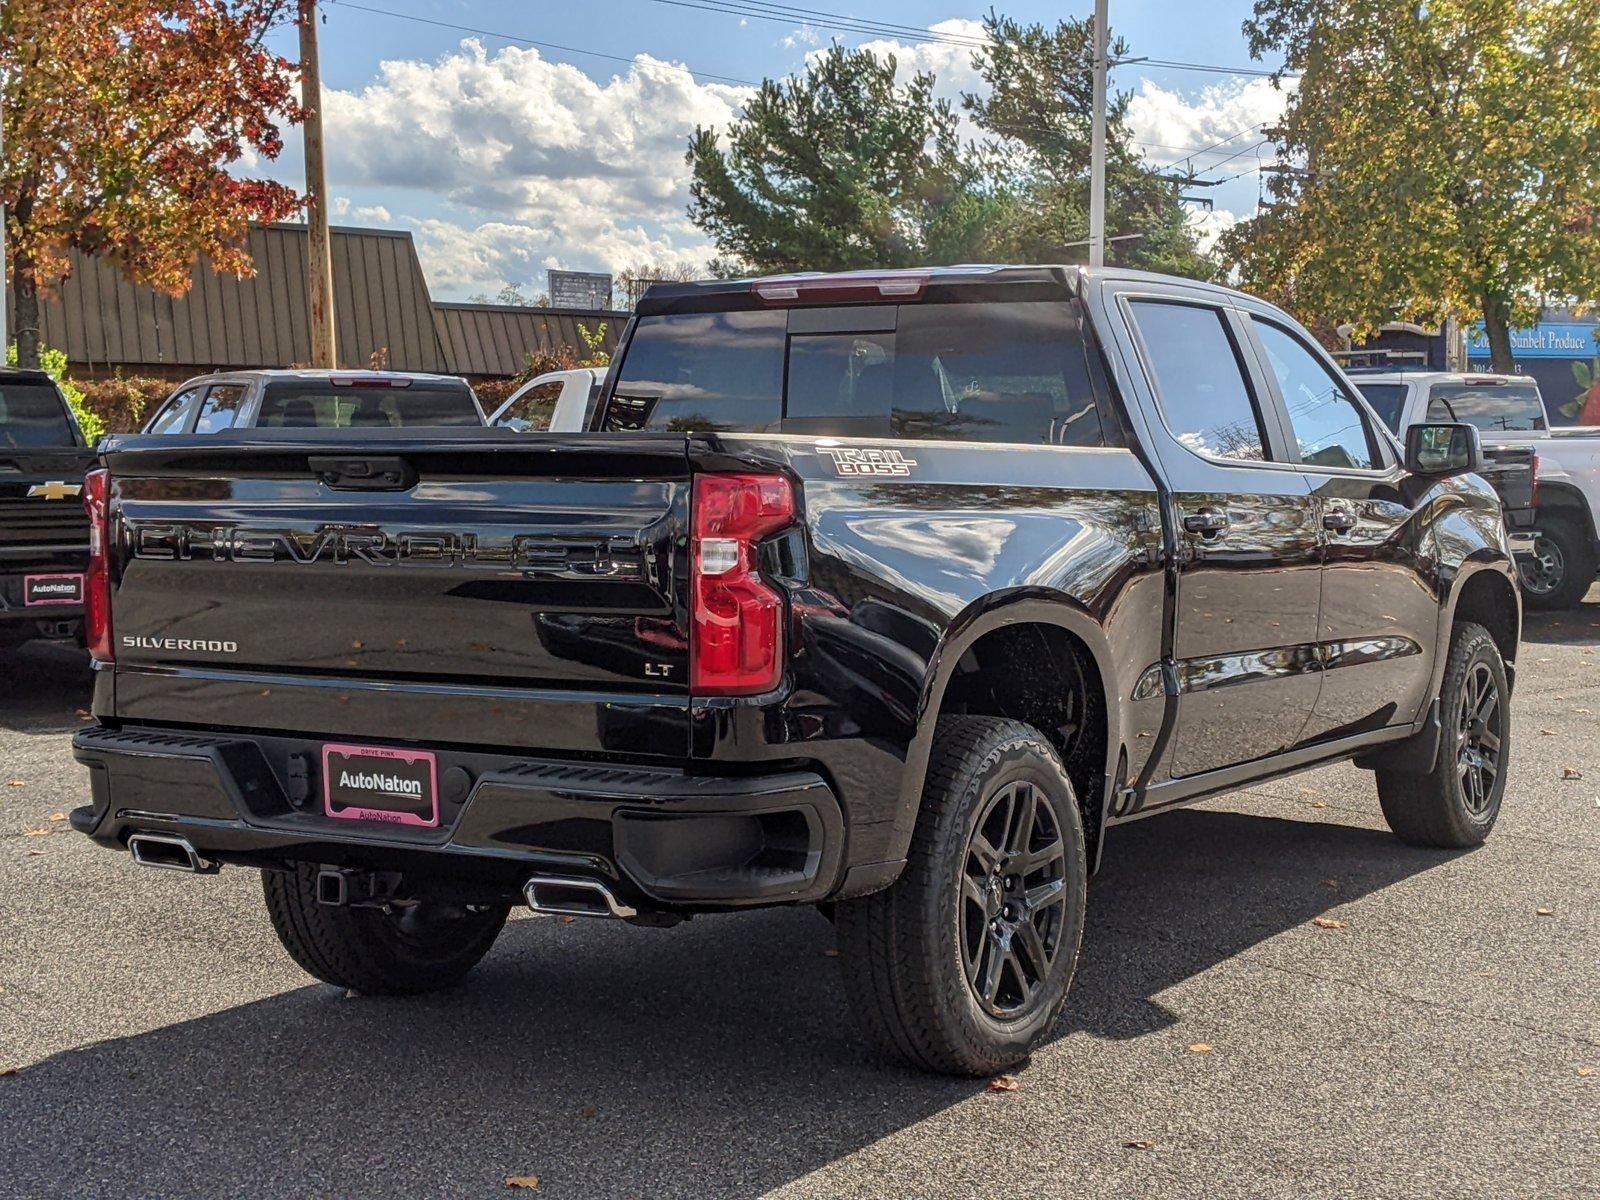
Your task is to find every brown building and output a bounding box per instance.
[13,223,625,382]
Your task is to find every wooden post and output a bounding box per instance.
[299,0,336,367]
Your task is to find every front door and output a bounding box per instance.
[1120,295,1324,778]
[1243,314,1437,739]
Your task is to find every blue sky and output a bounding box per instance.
[257,0,1288,298]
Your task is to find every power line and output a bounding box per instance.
[330,1,760,87]
[639,0,990,48]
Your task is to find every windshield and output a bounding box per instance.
[1354,383,1408,433]
[1424,383,1546,433]
[257,381,483,428]
[0,380,78,449]
[603,300,1106,446]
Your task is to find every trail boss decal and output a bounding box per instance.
[819,448,918,477]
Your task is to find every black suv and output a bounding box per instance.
[71,266,1519,1075]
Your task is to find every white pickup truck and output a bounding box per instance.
[1353,370,1600,608]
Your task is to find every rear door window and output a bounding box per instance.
[193,384,247,434]
[146,387,204,434]
[1425,383,1546,433]
[495,381,563,431]
[1129,300,1271,461]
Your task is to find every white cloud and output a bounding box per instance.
[329,197,392,225]
[781,23,821,50]
[823,18,990,117]
[1125,76,1291,167]
[1188,205,1245,254]
[406,215,714,296]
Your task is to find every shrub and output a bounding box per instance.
[74,374,173,435]
[473,378,520,409]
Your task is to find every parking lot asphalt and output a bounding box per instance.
[2,600,1597,1200]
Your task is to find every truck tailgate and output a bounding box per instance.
[101,432,694,750]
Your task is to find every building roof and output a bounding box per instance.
[14,223,625,378]
[433,302,625,377]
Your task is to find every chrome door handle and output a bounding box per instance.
[1182,508,1230,538]
[1322,508,1357,534]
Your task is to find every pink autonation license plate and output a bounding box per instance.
[23,573,84,607]
[322,743,440,828]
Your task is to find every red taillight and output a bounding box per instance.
[82,467,114,663]
[691,473,794,696]
[1530,451,1541,508]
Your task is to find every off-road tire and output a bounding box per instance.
[835,717,1088,1076]
[1518,517,1596,610]
[263,863,510,994]
[1376,621,1509,848]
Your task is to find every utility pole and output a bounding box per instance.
[299,0,336,367]
[1,67,8,353]
[1088,0,1108,267]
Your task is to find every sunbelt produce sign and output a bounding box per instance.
[1467,320,1599,359]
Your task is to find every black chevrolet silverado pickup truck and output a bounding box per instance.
[0,368,95,652]
[71,266,1521,1075]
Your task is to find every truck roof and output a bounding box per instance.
[173,368,471,387]
[0,367,62,385]
[1345,370,1533,386]
[635,264,1247,314]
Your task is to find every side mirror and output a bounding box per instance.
[1405,422,1482,476]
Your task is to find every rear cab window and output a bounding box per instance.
[1424,381,1547,433]
[258,379,483,429]
[1126,300,1270,462]
[602,295,1113,447]
[0,380,78,448]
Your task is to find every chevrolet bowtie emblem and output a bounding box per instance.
[27,481,82,501]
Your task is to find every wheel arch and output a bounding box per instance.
[887,590,1124,875]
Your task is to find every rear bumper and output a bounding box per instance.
[71,725,845,912]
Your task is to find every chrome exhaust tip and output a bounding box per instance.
[127,832,218,874]
[523,874,636,920]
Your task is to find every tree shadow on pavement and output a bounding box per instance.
[0,809,1456,1200]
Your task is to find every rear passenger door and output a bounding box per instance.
[1116,290,1324,780]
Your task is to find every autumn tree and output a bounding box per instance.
[0,0,304,367]
[685,44,999,273]
[1223,0,1600,371]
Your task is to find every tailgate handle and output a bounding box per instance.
[308,456,416,491]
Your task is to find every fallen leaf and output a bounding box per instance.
[559,915,576,925]
[1540,729,1557,736]
[1123,1139,1156,1150]
[1561,768,1584,780]
[1320,879,1339,889]
[504,1176,541,1191]
[986,1074,1022,1093]
[822,948,839,958]
[74,709,92,721]
[1310,801,1327,809]
[5,780,23,788]
[1579,1066,1596,1077]
[22,829,50,837]
[1188,1043,1214,1054]
[343,989,360,1000]
[579,1105,597,1120]
[1298,787,1317,797]
[1536,908,1554,917]
[25,850,44,857]
[1312,917,1348,930]
[47,813,66,823]
[1573,708,1593,716]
